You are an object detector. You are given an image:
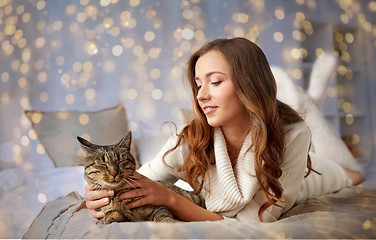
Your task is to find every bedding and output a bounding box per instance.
[22,178,376,239]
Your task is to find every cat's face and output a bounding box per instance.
[77,131,136,191]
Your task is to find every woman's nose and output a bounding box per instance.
[197,85,210,101]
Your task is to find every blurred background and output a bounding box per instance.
[0,0,375,176]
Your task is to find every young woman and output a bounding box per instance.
[84,38,363,222]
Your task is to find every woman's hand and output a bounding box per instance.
[84,184,114,219]
[119,172,173,209]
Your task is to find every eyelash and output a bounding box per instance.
[196,81,222,90]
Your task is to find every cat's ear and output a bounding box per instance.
[77,136,97,154]
[117,131,132,149]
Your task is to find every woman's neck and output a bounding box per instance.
[221,119,251,164]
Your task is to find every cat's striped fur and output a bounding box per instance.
[77,131,204,224]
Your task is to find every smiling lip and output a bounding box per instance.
[202,106,218,115]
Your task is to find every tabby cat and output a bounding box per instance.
[77,131,204,224]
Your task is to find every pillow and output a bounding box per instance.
[176,108,194,126]
[25,104,138,168]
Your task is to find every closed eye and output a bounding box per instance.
[211,81,222,86]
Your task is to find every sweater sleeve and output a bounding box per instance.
[235,121,311,222]
[137,132,189,183]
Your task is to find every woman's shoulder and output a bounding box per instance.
[284,120,311,146]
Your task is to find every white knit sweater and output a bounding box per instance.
[138,121,352,222]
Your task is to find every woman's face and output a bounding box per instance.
[195,50,249,129]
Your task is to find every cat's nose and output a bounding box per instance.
[109,166,118,177]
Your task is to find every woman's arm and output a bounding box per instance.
[120,172,224,222]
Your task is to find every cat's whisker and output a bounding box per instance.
[127,178,146,197]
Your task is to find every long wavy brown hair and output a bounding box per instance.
[164,37,314,221]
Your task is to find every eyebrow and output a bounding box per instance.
[194,71,227,81]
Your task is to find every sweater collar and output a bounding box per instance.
[205,127,259,215]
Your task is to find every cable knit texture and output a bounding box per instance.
[204,128,259,215]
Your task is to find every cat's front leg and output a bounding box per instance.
[148,206,177,223]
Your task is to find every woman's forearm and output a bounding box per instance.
[166,188,224,222]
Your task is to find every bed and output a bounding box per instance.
[1,104,376,239]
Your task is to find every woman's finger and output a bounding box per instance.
[84,184,114,201]
[88,209,105,219]
[85,197,110,210]
[119,188,145,200]
[126,196,150,209]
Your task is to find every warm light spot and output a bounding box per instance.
[79,113,90,125]
[148,48,161,59]
[20,63,30,74]
[109,27,120,37]
[31,112,43,124]
[340,14,349,24]
[84,42,98,55]
[183,9,194,20]
[36,0,46,10]
[150,68,161,79]
[77,12,88,22]
[292,69,302,79]
[182,28,194,40]
[345,32,354,43]
[20,97,30,109]
[81,133,91,141]
[13,144,22,156]
[21,135,30,146]
[38,72,47,83]
[338,65,347,75]
[29,129,38,140]
[112,45,123,56]
[35,59,45,70]
[369,1,376,11]
[120,11,132,21]
[171,66,183,77]
[66,4,76,15]
[1,72,9,82]
[65,93,75,105]
[127,89,138,100]
[144,31,155,42]
[38,193,47,203]
[345,114,354,125]
[22,13,31,23]
[133,45,144,56]
[315,48,325,57]
[151,89,163,100]
[351,134,360,145]
[83,61,93,72]
[273,32,284,42]
[85,88,96,100]
[362,220,372,230]
[122,38,135,48]
[327,87,336,98]
[335,32,344,42]
[343,102,352,113]
[274,7,285,20]
[129,0,140,7]
[296,12,305,22]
